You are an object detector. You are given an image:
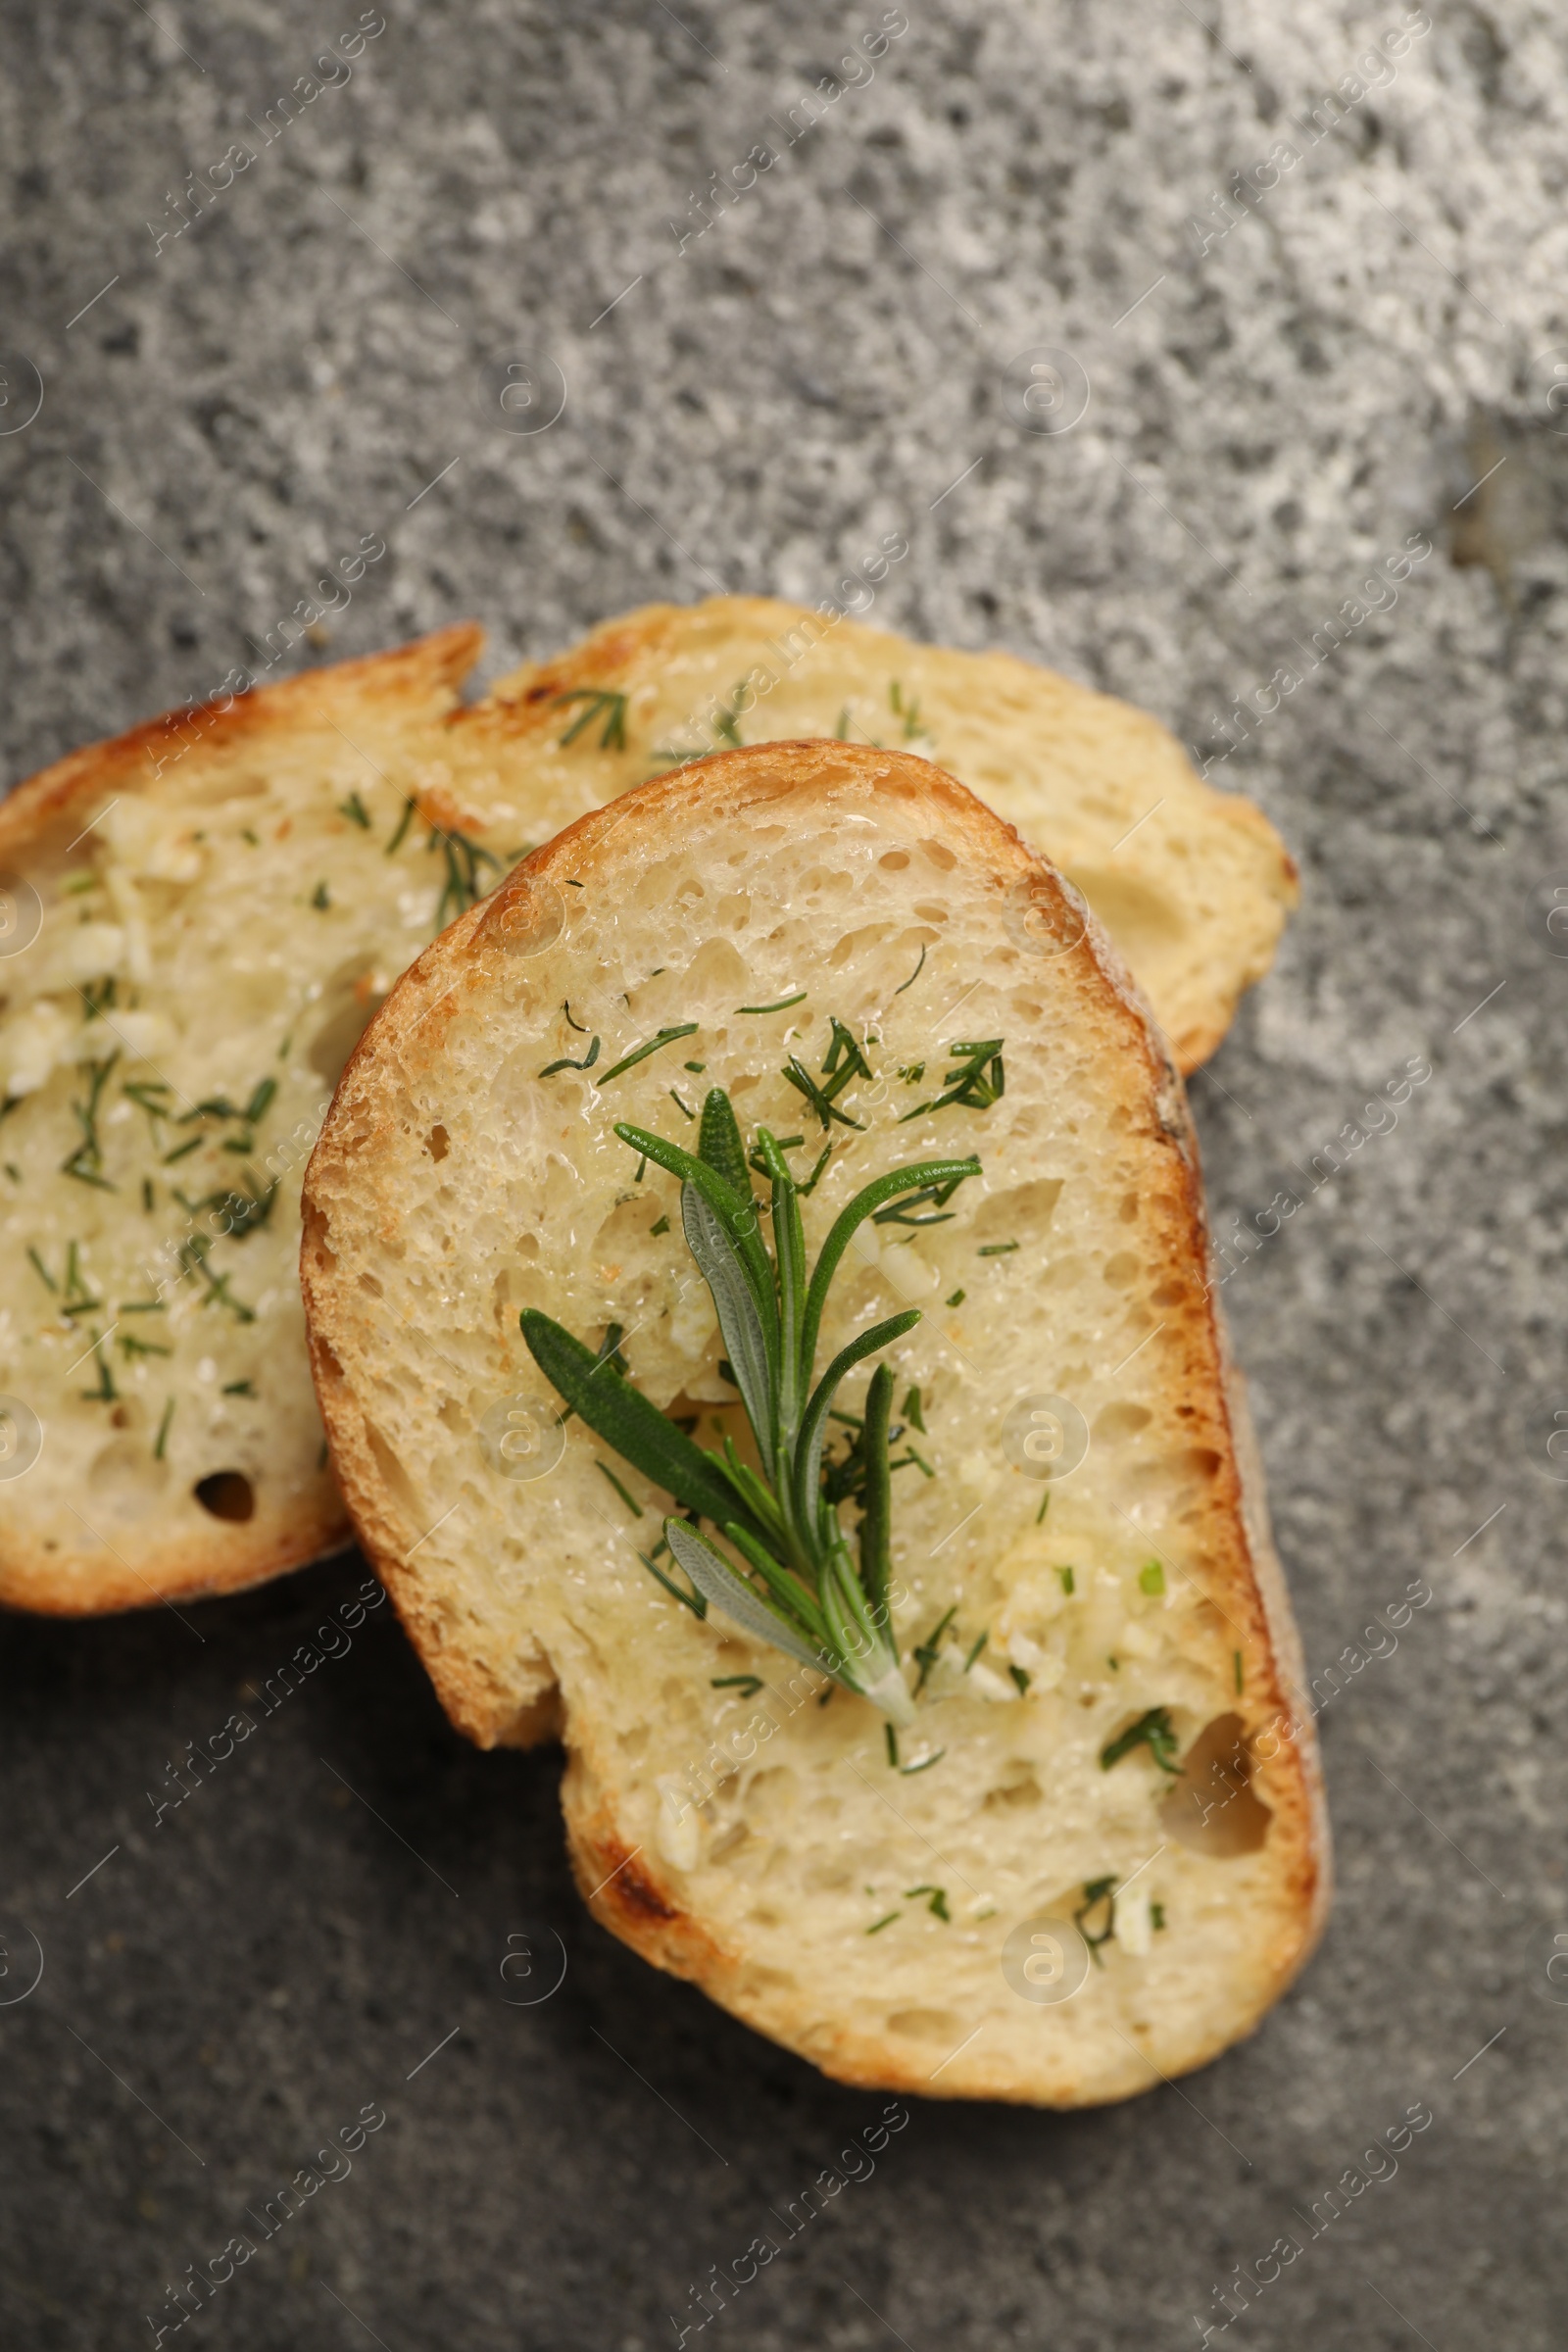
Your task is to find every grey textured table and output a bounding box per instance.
[2,4,1564,2346]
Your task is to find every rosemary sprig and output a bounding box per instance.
[520,1086,981,1721]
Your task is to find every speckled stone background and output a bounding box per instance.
[2,3,1566,2346]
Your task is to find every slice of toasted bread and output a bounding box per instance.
[300,741,1328,2107]
[484,595,1298,1072]
[0,625,536,1614]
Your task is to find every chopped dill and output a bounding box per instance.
[905,1884,950,1921]
[710,1674,763,1698]
[711,685,747,747]
[1075,1877,1118,1965]
[650,1214,670,1237]
[736,991,807,1016]
[78,1334,119,1403]
[599,1023,700,1085]
[385,798,416,856]
[312,881,331,909]
[428,825,502,931]
[1139,1560,1165,1595]
[911,1604,957,1693]
[900,1038,1005,1123]
[1057,1565,1074,1593]
[893,944,926,995]
[539,1035,602,1078]
[978,1241,1019,1256]
[552,688,629,752]
[118,1333,172,1358]
[222,1379,256,1396]
[889,681,923,739]
[945,1287,965,1307]
[866,1911,901,1935]
[154,1396,175,1458]
[338,791,372,828]
[1035,1491,1051,1524]
[1101,1706,1182,1777]
[668,1088,696,1120]
[1008,1663,1032,1694]
[902,1385,925,1434]
[25,1245,57,1294]
[63,1055,120,1190]
[783,1016,873,1133]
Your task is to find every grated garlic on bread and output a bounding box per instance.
[299,742,1328,2107]
[483,595,1298,1073]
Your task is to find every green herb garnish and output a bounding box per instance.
[599,1024,699,1085]
[910,1604,956,1693]
[782,1017,873,1133]
[154,1397,174,1458]
[338,791,372,829]
[900,1038,1005,1122]
[905,1884,951,1920]
[520,1086,980,1721]
[736,992,807,1016]
[312,881,331,910]
[540,1036,602,1078]
[552,688,629,752]
[427,825,502,932]
[710,1674,763,1698]
[1139,1560,1165,1595]
[62,1055,120,1190]
[1075,1877,1118,1965]
[945,1288,965,1308]
[1100,1706,1183,1777]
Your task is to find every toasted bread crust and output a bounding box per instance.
[302,740,1328,2106]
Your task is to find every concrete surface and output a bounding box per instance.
[2,2,1566,2345]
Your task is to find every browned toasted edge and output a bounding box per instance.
[0,626,486,1617]
[299,739,1329,2095]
